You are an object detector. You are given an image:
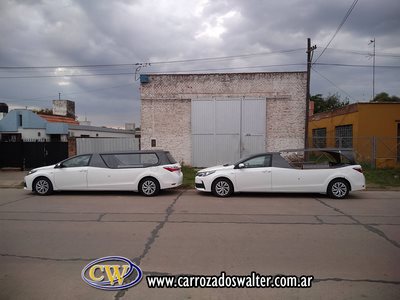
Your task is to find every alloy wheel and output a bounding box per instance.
[215,180,231,196]
[142,180,157,196]
[331,181,348,198]
[35,179,49,195]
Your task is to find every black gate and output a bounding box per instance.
[0,141,68,169]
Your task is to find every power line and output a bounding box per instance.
[2,61,399,79]
[314,62,400,68]
[0,48,305,70]
[148,48,305,65]
[312,67,355,101]
[314,0,359,63]
[327,47,400,58]
[0,64,308,79]
[1,83,134,102]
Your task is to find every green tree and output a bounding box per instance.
[371,92,400,102]
[311,93,350,114]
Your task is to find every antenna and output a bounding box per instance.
[368,38,376,100]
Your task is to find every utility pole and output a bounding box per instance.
[305,38,317,149]
[369,38,376,100]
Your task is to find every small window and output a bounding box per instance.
[19,115,23,127]
[38,132,41,137]
[101,153,159,169]
[312,128,326,148]
[242,155,271,168]
[151,139,156,147]
[62,155,91,168]
[335,125,353,148]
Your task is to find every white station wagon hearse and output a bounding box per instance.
[24,150,182,196]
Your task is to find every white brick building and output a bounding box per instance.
[140,72,307,167]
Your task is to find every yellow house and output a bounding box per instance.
[308,102,400,168]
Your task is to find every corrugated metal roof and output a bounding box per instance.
[38,114,79,125]
[69,124,135,134]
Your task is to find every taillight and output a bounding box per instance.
[164,166,181,172]
[353,167,363,173]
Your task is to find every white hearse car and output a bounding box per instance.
[25,150,182,196]
[195,149,365,199]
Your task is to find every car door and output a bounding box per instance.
[87,153,152,190]
[272,167,332,192]
[234,154,272,192]
[53,155,91,190]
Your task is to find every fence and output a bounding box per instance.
[76,137,139,155]
[309,136,400,168]
[0,141,68,169]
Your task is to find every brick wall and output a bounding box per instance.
[68,137,76,157]
[141,72,307,165]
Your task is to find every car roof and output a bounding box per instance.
[280,148,354,153]
[79,150,170,155]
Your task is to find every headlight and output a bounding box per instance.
[196,170,216,177]
[27,170,37,176]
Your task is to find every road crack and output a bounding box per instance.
[114,191,183,299]
[314,198,400,249]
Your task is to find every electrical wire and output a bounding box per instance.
[2,62,399,79]
[0,48,305,70]
[327,47,400,58]
[314,63,400,68]
[0,63,308,79]
[312,67,355,101]
[0,83,134,102]
[314,0,359,63]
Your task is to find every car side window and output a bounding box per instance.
[242,155,271,168]
[62,155,91,168]
[101,153,159,168]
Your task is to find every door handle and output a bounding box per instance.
[262,170,271,173]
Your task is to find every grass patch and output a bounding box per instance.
[363,168,400,188]
[181,165,197,188]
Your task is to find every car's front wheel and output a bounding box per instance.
[139,177,160,197]
[327,178,350,199]
[212,178,233,197]
[33,177,53,196]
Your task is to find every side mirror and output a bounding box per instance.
[54,163,62,169]
[238,163,245,169]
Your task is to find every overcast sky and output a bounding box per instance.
[0,0,399,127]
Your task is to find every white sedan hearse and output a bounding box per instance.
[195,149,365,199]
[25,150,182,196]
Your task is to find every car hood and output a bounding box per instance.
[198,164,235,173]
[31,164,56,172]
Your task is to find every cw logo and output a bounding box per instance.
[81,256,142,290]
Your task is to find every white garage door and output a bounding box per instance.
[191,97,266,167]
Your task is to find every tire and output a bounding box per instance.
[211,178,233,197]
[327,178,350,199]
[139,177,160,197]
[33,177,53,196]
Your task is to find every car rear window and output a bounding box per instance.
[101,153,159,168]
[165,152,177,164]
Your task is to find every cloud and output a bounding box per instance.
[0,0,399,127]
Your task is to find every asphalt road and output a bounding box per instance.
[0,189,399,299]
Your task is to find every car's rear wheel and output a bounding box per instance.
[212,178,233,197]
[327,179,350,199]
[139,177,160,197]
[33,177,53,196]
